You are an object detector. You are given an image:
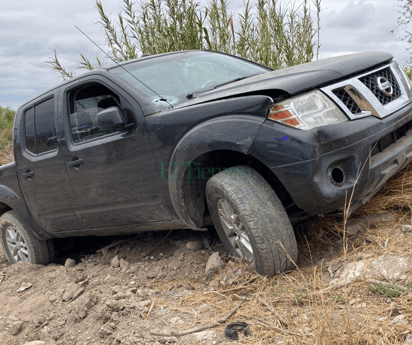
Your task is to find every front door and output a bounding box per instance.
[57,77,172,231]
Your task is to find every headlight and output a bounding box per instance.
[268,90,348,130]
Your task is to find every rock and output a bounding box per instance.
[23,342,47,345]
[111,255,120,268]
[181,330,216,344]
[158,336,178,344]
[113,293,126,300]
[186,240,203,250]
[346,213,394,236]
[404,334,412,344]
[120,259,129,273]
[62,283,85,302]
[120,259,129,268]
[205,252,224,275]
[64,258,76,267]
[10,321,24,335]
[77,293,98,319]
[398,225,412,233]
[329,254,412,286]
[105,299,122,311]
[98,323,116,338]
[390,314,409,326]
[125,291,134,299]
[17,282,32,292]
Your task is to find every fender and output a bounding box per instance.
[168,114,268,230]
[0,184,53,241]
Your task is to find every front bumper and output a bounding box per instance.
[253,101,412,217]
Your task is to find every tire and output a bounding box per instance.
[206,166,297,276]
[0,211,53,265]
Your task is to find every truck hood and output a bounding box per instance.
[174,52,394,109]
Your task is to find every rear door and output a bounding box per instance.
[15,92,81,233]
[57,75,172,231]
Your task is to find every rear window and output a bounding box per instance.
[24,98,57,155]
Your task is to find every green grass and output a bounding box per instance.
[370,283,405,299]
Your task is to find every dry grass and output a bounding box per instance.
[3,142,412,343]
[146,165,412,344]
[0,145,13,165]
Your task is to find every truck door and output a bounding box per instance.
[15,92,82,233]
[57,77,172,231]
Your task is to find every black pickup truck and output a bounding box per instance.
[1,50,412,276]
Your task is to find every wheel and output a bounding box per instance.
[206,166,298,275]
[0,211,53,265]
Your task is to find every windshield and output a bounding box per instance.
[109,51,269,106]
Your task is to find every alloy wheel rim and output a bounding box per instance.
[5,226,29,262]
[217,198,254,264]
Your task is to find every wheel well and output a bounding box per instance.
[181,150,308,227]
[0,202,12,217]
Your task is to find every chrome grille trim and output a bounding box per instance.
[320,61,412,120]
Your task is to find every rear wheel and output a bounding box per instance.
[0,211,53,265]
[206,166,297,276]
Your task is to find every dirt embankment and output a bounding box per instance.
[2,148,412,344]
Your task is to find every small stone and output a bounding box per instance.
[111,255,120,268]
[64,258,76,267]
[10,321,24,335]
[390,314,409,326]
[186,240,203,250]
[120,259,129,269]
[105,299,122,310]
[23,342,46,345]
[62,283,85,302]
[398,225,412,233]
[158,336,178,343]
[205,252,224,275]
[17,282,32,292]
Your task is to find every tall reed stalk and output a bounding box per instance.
[47,0,321,79]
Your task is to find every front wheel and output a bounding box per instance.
[0,211,53,265]
[206,166,297,276]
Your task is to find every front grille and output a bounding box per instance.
[371,120,412,156]
[333,88,362,114]
[360,67,401,105]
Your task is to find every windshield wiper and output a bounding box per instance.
[186,73,261,99]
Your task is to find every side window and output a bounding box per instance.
[68,83,122,143]
[25,107,36,154]
[24,98,57,155]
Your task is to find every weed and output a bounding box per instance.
[370,283,405,298]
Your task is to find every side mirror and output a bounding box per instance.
[96,107,125,130]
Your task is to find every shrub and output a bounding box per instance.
[47,0,322,79]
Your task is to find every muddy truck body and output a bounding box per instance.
[1,50,411,275]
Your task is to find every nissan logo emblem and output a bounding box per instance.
[376,76,393,96]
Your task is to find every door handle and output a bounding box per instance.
[67,159,84,167]
[22,171,35,178]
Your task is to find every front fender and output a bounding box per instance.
[0,184,53,240]
[168,115,267,229]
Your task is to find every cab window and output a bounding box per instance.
[68,83,123,143]
[24,98,57,155]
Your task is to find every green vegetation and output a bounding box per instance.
[47,0,322,80]
[370,283,405,299]
[0,106,15,150]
